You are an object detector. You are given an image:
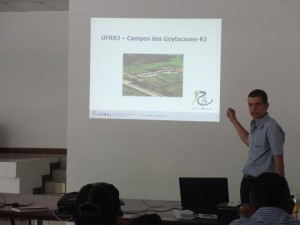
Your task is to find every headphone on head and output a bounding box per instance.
[78,182,119,218]
[79,183,102,217]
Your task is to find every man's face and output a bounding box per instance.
[248,96,269,121]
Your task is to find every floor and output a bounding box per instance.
[0,219,10,225]
[0,219,29,225]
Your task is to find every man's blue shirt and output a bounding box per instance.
[230,207,300,225]
[243,113,285,177]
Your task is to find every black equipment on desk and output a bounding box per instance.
[57,192,78,213]
[217,202,241,222]
[179,177,229,214]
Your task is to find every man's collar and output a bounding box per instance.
[251,112,269,127]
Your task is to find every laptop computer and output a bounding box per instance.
[179,177,229,214]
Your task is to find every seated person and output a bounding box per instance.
[73,182,123,225]
[230,172,300,225]
[131,214,162,225]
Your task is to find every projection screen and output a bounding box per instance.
[89,18,222,122]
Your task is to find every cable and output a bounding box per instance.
[123,207,181,215]
[50,209,73,222]
[124,200,180,215]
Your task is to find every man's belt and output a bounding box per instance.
[243,174,256,180]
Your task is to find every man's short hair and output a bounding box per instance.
[248,89,268,104]
[74,182,123,225]
[249,172,290,211]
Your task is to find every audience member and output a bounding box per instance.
[230,172,300,225]
[73,182,123,225]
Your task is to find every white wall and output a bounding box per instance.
[68,0,300,202]
[0,12,68,148]
[1,0,299,203]
[0,0,298,205]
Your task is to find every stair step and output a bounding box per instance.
[0,162,17,178]
[45,181,66,194]
[59,157,67,170]
[52,168,66,181]
[0,156,61,194]
[33,156,67,195]
[0,177,19,193]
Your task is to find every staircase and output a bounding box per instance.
[34,157,67,195]
[0,154,67,225]
[0,154,64,194]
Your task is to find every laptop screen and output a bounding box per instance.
[179,177,229,214]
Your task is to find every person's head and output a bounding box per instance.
[249,172,291,213]
[247,89,269,121]
[74,182,123,225]
[131,214,162,225]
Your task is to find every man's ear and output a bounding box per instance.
[249,204,256,214]
[265,102,269,110]
[288,199,295,215]
[240,204,255,218]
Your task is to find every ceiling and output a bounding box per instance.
[0,0,68,12]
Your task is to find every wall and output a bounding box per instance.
[0,11,68,148]
[68,0,300,202]
[0,0,298,206]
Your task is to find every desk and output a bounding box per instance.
[122,199,229,225]
[0,193,71,224]
[0,193,230,225]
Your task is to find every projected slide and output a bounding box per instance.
[89,18,222,122]
[123,54,183,97]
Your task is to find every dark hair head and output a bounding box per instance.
[74,182,123,225]
[131,214,162,225]
[248,89,268,104]
[249,172,290,211]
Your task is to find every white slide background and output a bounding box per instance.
[89,18,221,122]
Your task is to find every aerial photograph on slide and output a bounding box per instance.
[122,54,183,97]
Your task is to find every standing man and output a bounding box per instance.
[226,89,285,204]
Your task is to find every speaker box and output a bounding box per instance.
[217,202,241,222]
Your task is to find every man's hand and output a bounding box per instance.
[226,107,237,122]
[226,107,249,146]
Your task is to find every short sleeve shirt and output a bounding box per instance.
[243,113,285,177]
[230,207,300,225]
